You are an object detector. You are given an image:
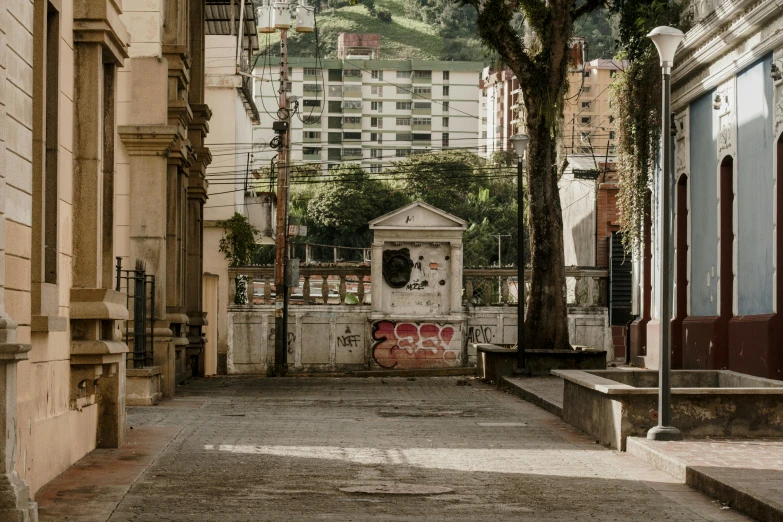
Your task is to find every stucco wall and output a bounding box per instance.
[736,55,774,315]
[689,90,719,316]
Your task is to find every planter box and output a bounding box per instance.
[555,369,783,450]
[476,344,606,383]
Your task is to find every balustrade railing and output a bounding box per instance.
[463,266,608,307]
[228,265,608,308]
[228,265,371,306]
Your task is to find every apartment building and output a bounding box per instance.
[252,57,483,172]
[481,56,626,157]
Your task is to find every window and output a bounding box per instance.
[371,101,382,111]
[413,102,431,109]
[609,131,616,140]
[328,148,342,160]
[328,69,342,81]
[343,116,361,124]
[580,132,589,141]
[396,86,409,95]
[328,85,343,97]
[581,117,591,124]
[371,148,381,158]
[411,149,427,156]
[343,148,362,156]
[412,117,431,125]
[344,132,362,141]
[369,164,382,173]
[370,133,380,142]
[582,86,592,93]
[303,116,320,124]
[442,117,449,127]
[328,116,343,129]
[328,100,342,113]
[33,0,60,287]
[481,117,487,124]
[583,70,591,78]
[328,132,342,144]
[304,131,321,139]
[396,149,410,157]
[343,69,362,78]
[413,86,431,94]
[396,70,411,79]
[343,85,362,93]
[371,70,382,79]
[303,147,320,155]
[443,102,449,112]
[342,100,362,109]
[413,70,432,79]
[371,117,382,128]
[442,133,449,147]
[371,85,383,95]
[609,116,615,124]
[396,133,412,141]
[396,102,412,110]
[443,70,450,81]
[442,86,449,96]
[303,99,321,107]
[610,70,618,78]
[481,130,487,139]
[303,67,319,76]
[412,133,430,141]
[581,101,590,108]
[396,118,411,126]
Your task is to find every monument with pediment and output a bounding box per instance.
[368,201,468,369]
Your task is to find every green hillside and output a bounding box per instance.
[258,0,486,61]
[256,0,614,64]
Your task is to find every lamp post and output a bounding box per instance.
[509,133,530,372]
[647,26,685,441]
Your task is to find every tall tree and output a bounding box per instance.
[460,0,670,350]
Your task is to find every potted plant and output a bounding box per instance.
[218,213,259,305]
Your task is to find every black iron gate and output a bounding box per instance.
[116,257,155,369]
[609,232,633,326]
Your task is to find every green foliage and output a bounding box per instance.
[608,0,687,253]
[304,164,410,248]
[218,213,259,267]
[574,9,617,60]
[377,8,392,21]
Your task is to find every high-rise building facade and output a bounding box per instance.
[253,57,483,173]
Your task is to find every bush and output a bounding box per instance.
[377,8,392,21]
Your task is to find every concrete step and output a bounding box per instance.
[627,437,783,522]
[500,376,564,417]
[350,367,476,378]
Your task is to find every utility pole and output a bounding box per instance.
[274,28,289,376]
[497,233,511,303]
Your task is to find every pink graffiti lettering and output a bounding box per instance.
[372,321,458,369]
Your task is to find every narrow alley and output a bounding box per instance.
[37,377,748,521]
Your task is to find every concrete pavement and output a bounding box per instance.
[37,376,749,521]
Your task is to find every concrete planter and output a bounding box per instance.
[476,344,606,382]
[554,369,783,450]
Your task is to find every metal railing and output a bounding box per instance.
[116,257,155,369]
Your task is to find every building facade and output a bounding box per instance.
[630,0,783,380]
[252,57,483,173]
[481,57,626,158]
[0,0,215,518]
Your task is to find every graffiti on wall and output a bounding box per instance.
[269,328,296,354]
[467,325,495,344]
[371,320,458,369]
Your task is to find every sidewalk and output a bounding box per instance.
[628,437,783,522]
[500,374,783,522]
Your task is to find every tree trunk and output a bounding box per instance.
[523,110,571,350]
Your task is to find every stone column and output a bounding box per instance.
[449,242,463,314]
[371,242,383,313]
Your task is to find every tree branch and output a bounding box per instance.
[572,0,606,20]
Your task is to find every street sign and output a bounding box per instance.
[288,224,308,236]
[573,169,599,180]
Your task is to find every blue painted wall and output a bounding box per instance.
[736,55,774,315]
[688,90,719,316]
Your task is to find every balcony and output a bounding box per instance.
[412,107,432,115]
[303,152,321,161]
[342,149,363,160]
[303,134,321,143]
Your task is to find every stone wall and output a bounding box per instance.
[227,305,612,374]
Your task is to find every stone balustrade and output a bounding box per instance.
[463,266,609,307]
[228,265,372,306]
[228,265,608,308]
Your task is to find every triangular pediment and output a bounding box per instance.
[369,201,467,230]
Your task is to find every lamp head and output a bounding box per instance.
[647,26,685,72]
[509,133,530,158]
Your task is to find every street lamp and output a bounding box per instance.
[509,133,530,373]
[647,26,685,441]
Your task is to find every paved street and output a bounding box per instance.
[38,377,750,521]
